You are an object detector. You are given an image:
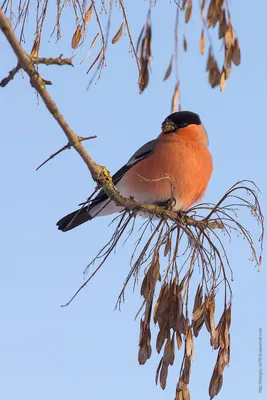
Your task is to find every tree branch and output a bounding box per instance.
[0,54,73,87]
[0,62,20,87]
[31,55,74,67]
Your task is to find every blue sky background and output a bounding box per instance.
[0,1,266,399]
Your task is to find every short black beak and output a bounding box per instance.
[161,118,177,134]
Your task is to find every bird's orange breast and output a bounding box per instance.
[122,127,213,210]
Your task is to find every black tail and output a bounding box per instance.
[56,208,92,232]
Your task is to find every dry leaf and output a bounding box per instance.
[200,29,205,55]
[85,4,93,24]
[163,56,173,81]
[71,25,82,49]
[112,22,124,44]
[185,0,192,23]
[163,338,175,366]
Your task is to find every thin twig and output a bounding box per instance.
[36,135,97,171]
[0,63,20,87]
[118,0,141,75]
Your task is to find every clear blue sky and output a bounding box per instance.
[0,1,266,399]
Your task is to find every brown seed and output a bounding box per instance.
[80,33,99,64]
[201,0,206,21]
[220,68,226,92]
[136,26,145,53]
[183,36,188,52]
[186,328,194,358]
[154,283,168,324]
[163,55,173,81]
[86,47,103,74]
[193,284,203,312]
[159,362,168,390]
[207,0,218,27]
[171,82,180,113]
[209,366,223,398]
[219,10,226,39]
[192,303,205,321]
[112,22,124,44]
[163,233,172,256]
[163,338,174,365]
[31,35,40,57]
[155,357,163,385]
[85,4,93,24]
[176,331,183,350]
[232,38,241,66]
[139,62,149,92]
[225,23,235,49]
[71,25,82,49]
[200,29,205,55]
[192,314,204,337]
[181,355,191,384]
[185,0,192,23]
[141,253,160,301]
[156,326,168,354]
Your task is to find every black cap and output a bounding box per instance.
[162,111,201,133]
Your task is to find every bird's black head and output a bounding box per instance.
[161,111,201,134]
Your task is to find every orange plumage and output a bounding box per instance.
[123,124,212,210]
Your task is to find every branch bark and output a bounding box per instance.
[0,9,221,230]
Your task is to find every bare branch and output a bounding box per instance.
[0,62,20,87]
[31,55,74,67]
[36,135,97,171]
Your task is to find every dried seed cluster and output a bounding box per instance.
[4,0,241,99]
[84,180,261,400]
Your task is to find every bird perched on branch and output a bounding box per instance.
[57,111,213,232]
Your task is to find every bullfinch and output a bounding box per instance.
[57,111,213,232]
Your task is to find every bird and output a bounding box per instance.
[57,111,213,232]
